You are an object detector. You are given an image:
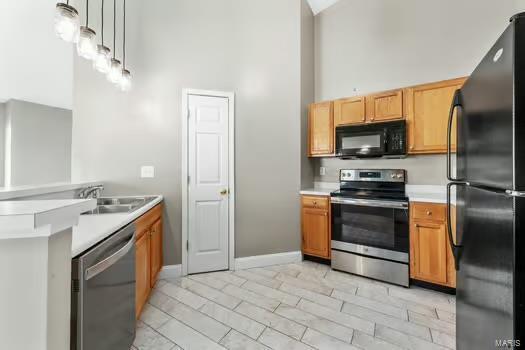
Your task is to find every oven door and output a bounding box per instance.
[331,197,409,263]
[336,127,385,158]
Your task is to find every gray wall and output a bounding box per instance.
[4,100,72,186]
[72,0,309,264]
[313,0,525,184]
[0,103,5,186]
[300,0,316,188]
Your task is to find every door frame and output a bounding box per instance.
[181,89,235,276]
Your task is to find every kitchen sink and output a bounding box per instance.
[82,196,156,215]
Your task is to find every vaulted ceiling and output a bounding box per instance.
[306,0,341,15]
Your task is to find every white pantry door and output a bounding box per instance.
[187,94,230,274]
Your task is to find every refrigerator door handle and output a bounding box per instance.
[447,89,463,181]
[447,181,465,271]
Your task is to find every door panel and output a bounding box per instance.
[410,221,448,284]
[188,94,229,274]
[308,102,334,156]
[366,89,403,122]
[406,78,466,154]
[456,185,514,349]
[457,24,514,189]
[302,208,329,258]
[150,219,162,287]
[334,97,366,126]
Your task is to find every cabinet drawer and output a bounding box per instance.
[411,202,446,222]
[301,196,329,210]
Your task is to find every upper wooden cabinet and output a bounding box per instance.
[366,89,404,122]
[410,202,456,288]
[334,97,366,126]
[405,77,467,154]
[308,101,334,156]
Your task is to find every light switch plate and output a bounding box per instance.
[320,167,326,176]
[141,166,155,178]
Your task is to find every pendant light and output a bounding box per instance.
[77,0,98,60]
[54,1,80,43]
[93,0,111,73]
[119,0,131,91]
[107,0,122,83]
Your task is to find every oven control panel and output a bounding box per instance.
[340,169,406,183]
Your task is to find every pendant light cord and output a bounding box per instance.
[122,0,126,68]
[113,0,116,58]
[86,0,89,26]
[101,0,104,44]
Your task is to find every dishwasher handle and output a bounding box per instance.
[85,233,135,281]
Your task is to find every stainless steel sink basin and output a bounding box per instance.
[82,196,156,215]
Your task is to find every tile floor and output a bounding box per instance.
[131,261,456,350]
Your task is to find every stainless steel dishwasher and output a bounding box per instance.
[71,223,136,350]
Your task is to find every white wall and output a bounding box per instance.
[5,100,72,187]
[315,0,525,101]
[0,103,4,186]
[0,0,73,109]
[314,0,525,185]
[73,0,310,264]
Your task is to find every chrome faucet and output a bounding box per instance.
[79,185,104,199]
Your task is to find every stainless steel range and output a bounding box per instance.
[330,169,409,287]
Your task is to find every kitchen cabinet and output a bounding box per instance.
[308,101,334,156]
[410,202,455,288]
[301,195,330,259]
[366,89,404,122]
[405,77,467,154]
[334,97,366,126]
[135,203,163,318]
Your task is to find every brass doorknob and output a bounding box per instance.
[220,189,229,195]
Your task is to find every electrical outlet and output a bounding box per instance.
[320,167,327,176]
[141,166,155,178]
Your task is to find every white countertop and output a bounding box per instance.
[300,182,339,196]
[406,185,447,204]
[0,199,96,238]
[71,195,164,257]
[0,181,103,200]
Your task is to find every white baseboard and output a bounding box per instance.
[158,264,182,279]
[234,251,302,270]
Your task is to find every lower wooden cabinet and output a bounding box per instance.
[301,195,330,259]
[135,203,163,318]
[410,202,455,288]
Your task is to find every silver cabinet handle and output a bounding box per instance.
[85,234,135,281]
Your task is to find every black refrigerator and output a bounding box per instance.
[447,12,525,350]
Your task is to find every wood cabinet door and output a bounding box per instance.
[334,97,366,126]
[406,77,466,154]
[150,218,163,288]
[308,102,334,156]
[366,89,404,122]
[410,220,449,285]
[302,207,330,258]
[135,230,151,318]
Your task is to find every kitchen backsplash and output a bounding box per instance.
[313,154,448,185]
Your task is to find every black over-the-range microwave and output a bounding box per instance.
[335,120,407,159]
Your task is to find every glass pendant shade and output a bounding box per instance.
[107,58,122,83]
[119,69,132,91]
[93,45,111,73]
[77,26,97,60]
[54,3,80,43]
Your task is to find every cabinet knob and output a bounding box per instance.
[313,201,317,205]
[426,210,432,216]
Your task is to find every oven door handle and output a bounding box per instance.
[85,233,135,281]
[330,197,408,209]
